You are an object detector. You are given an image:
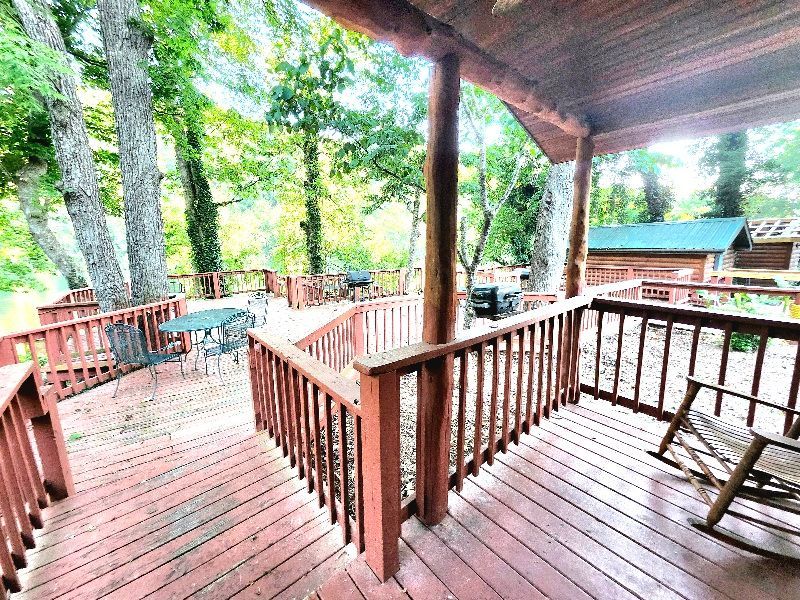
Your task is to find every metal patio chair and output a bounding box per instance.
[656,376,800,559]
[203,311,255,382]
[104,323,184,400]
[247,291,268,326]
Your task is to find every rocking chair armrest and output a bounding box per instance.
[687,376,800,416]
[751,429,800,453]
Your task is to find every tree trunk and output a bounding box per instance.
[12,0,128,312]
[15,158,88,289]
[301,131,324,274]
[529,161,574,293]
[175,124,222,274]
[97,0,168,305]
[405,196,422,290]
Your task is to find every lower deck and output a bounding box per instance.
[18,343,800,598]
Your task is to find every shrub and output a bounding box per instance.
[729,332,760,352]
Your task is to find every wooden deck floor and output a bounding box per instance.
[17,332,800,599]
[18,347,354,599]
[317,400,800,600]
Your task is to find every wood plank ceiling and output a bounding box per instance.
[306,0,800,162]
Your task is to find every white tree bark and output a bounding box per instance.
[15,158,88,289]
[11,0,129,312]
[529,161,575,293]
[97,0,169,305]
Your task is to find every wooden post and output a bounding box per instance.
[398,268,407,295]
[564,135,594,299]
[361,371,401,581]
[211,271,222,299]
[353,307,366,357]
[417,53,459,526]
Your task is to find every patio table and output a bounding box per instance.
[159,308,245,370]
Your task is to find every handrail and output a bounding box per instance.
[0,362,74,592]
[354,288,633,376]
[643,279,800,298]
[250,329,360,415]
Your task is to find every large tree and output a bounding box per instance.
[529,162,574,293]
[266,24,356,273]
[97,0,169,304]
[11,0,129,311]
[705,131,748,218]
[627,149,676,222]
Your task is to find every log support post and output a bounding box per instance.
[417,53,459,526]
[565,135,594,299]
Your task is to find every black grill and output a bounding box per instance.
[345,270,373,288]
[470,283,522,317]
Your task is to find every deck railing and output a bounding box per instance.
[642,279,800,311]
[294,296,423,372]
[586,296,800,433]
[0,297,188,400]
[0,362,74,591]
[167,269,271,299]
[286,269,414,310]
[352,295,591,578]
[249,332,365,552]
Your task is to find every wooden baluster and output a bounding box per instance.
[300,376,313,490]
[536,319,546,423]
[1,412,42,527]
[783,344,800,435]
[9,403,47,509]
[568,308,583,404]
[323,394,336,524]
[545,317,555,418]
[688,319,702,376]
[473,342,486,476]
[594,310,604,400]
[289,368,304,477]
[311,385,324,506]
[250,342,264,432]
[275,358,291,459]
[56,326,78,395]
[0,511,21,591]
[0,424,34,548]
[633,315,649,413]
[337,404,350,544]
[501,333,512,452]
[747,327,770,427]
[657,316,673,420]
[514,328,524,442]
[611,313,626,406]
[525,323,536,432]
[263,349,278,440]
[715,324,733,416]
[487,338,500,465]
[353,414,364,553]
[455,350,468,491]
[0,469,27,565]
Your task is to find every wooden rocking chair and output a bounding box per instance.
[656,376,800,559]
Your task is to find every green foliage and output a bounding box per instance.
[703,132,748,217]
[0,198,52,291]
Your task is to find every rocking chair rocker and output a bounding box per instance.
[656,376,800,559]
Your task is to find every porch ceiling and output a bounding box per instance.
[304,0,800,162]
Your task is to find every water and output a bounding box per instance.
[0,285,68,336]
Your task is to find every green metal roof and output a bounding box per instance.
[588,218,753,253]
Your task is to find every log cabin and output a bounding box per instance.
[735,217,800,271]
[588,217,753,282]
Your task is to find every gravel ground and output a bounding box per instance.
[394,318,798,499]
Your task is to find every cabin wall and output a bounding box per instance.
[587,251,715,282]
[734,242,794,270]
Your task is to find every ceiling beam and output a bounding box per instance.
[302,0,591,138]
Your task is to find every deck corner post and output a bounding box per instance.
[565,135,594,299]
[360,371,401,581]
[417,52,459,526]
[353,308,366,357]
[212,271,222,299]
[28,385,74,500]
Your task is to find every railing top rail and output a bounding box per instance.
[585,278,643,296]
[292,306,358,349]
[642,279,800,296]
[2,295,185,339]
[169,268,270,278]
[36,300,102,311]
[354,295,593,376]
[250,329,361,415]
[0,362,34,414]
[592,296,800,340]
